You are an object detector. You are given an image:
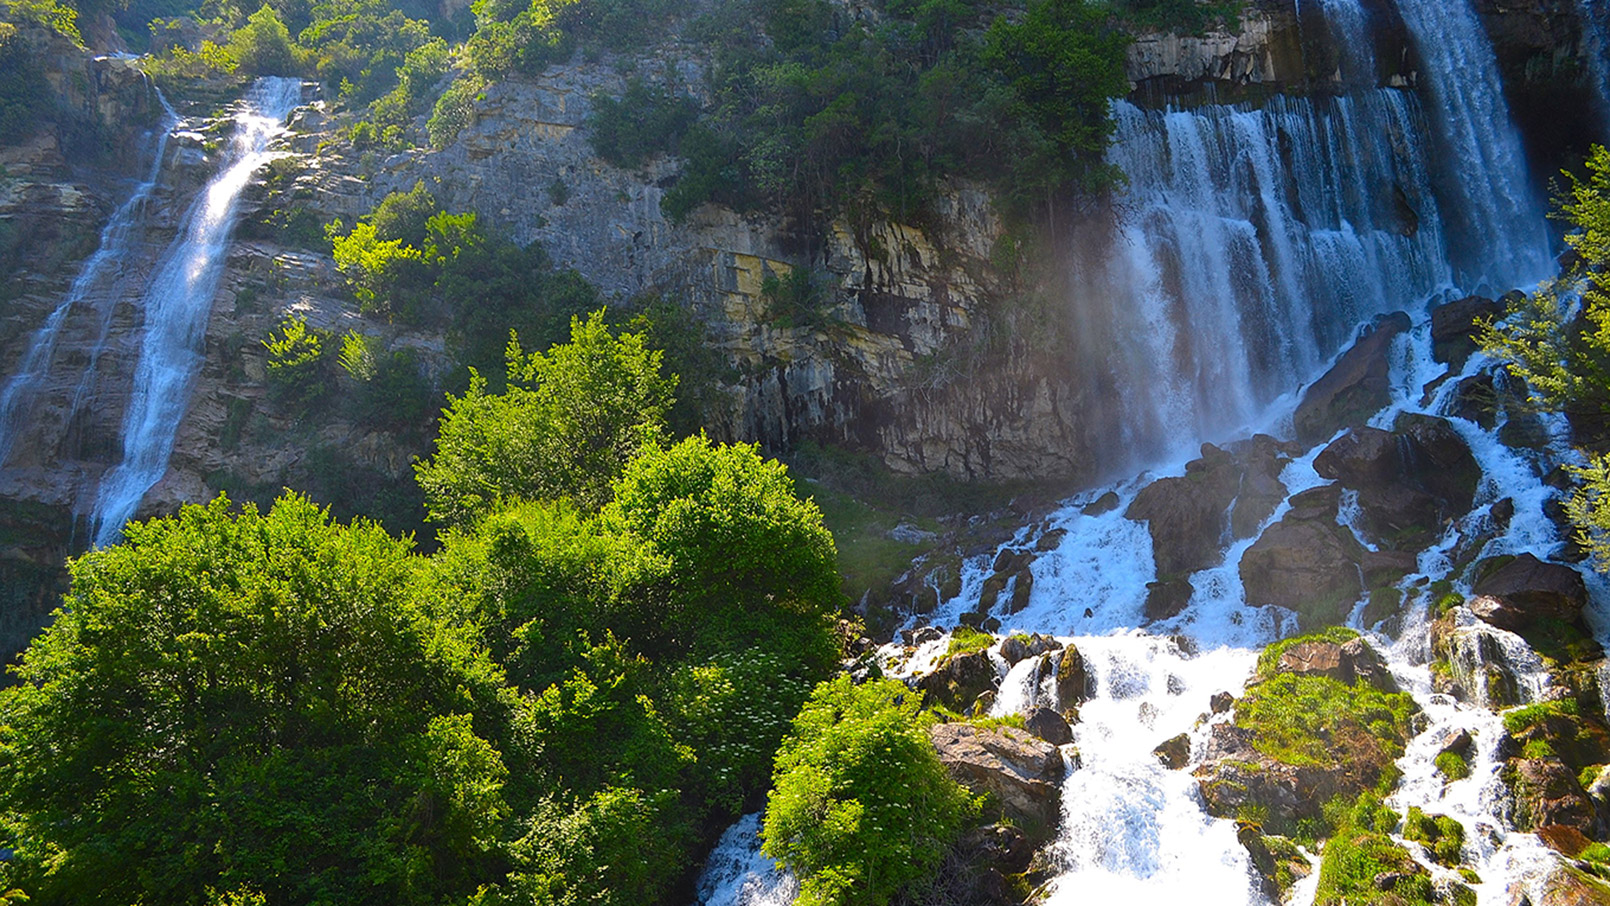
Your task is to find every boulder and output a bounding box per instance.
[1504,758,1598,836]
[1431,294,1503,367]
[999,633,1060,665]
[1052,644,1090,710]
[1273,637,1399,693]
[929,722,1064,840]
[1230,435,1291,537]
[917,650,1001,713]
[1239,511,1366,628]
[1471,554,1589,631]
[1524,865,1610,906]
[1154,732,1191,769]
[1144,577,1193,622]
[1126,443,1239,579]
[1294,311,1411,447]
[1023,707,1073,746]
[1210,691,1235,714]
[1449,373,1498,429]
[1312,415,1479,547]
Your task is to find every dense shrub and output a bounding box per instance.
[0,494,520,905]
[764,676,977,906]
[415,311,674,524]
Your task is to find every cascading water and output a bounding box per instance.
[89,77,303,546]
[1096,87,1450,463]
[1391,0,1552,286]
[698,0,1595,899]
[0,92,178,468]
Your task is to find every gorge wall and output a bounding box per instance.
[0,0,1605,661]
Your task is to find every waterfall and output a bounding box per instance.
[89,77,303,546]
[0,91,178,468]
[1093,88,1450,463]
[1582,0,1610,136]
[1392,0,1552,286]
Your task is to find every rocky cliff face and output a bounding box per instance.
[0,0,1603,665]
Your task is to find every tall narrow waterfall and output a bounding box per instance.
[1392,0,1552,284]
[0,93,177,468]
[89,77,303,546]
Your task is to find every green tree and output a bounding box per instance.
[416,311,674,525]
[602,434,842,663]
[0,494,519,906]
[763,676,976,906]
[1479,146,1610,567]
[228,4,296,75]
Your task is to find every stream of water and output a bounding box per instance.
[89,76,303,546]
[695,0,1591,901]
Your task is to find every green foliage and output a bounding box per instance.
[1435,750,1471,782]
[504,786,689,906]
[763,676,977,906]
[330,183,600,366]
[614,294,734,436]
[262,315,330,408]
[587,77,699,169]
[227,4,295,75]
[0,0,76,40]
[1403,807,1464,866]
[428,73,484,147]
[603,434,843,660]
[416,311,673,524]
[945,626,993,657]
[662,0,1131,235]
[1478,147,1610,570]
[0,494,518,906]
[1111,0,1241,33]
[463,0,675,80]
[1235,671,1417,770]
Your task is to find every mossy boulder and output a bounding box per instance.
[917,649,1001,713]
[1196,632,1419,835]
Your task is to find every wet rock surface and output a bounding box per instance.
[1239,486,1367,627]
[1471,554,1589,631]
[928,722,1065,841]
[1293,311,1411,447]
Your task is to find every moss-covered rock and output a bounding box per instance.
[1195,631,1419,836]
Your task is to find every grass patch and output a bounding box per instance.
[1315,795,1433,906]
[946,627,995,658]
[807,481,936,606]
[1503,698,1579,735]
[1236,672,1417,770]
[1403,807,1464,866]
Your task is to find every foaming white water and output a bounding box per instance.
[1393,0,1552,287]
[90,77,303,546]
[695,814,797,906]
[1040,638,1261,903]
[1377,617,1561,904]
[0,91,177,468]
[1099,88,1450,463]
